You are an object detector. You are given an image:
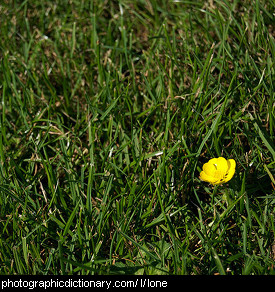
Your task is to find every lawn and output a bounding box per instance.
[0,0,274,275]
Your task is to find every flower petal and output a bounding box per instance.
[203,162,216,176]
[208,158,218,166]
[224,159,236,183]
[199,171,219,184]
[228,159,236,170]
[216,157,228,172]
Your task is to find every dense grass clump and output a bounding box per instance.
[0,0,274,275]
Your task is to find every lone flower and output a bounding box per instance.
[200,157,236,185]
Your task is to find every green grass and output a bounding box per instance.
[0,0,274,275]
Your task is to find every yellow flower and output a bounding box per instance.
[199,157,236,185]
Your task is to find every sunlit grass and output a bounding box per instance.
[0,0,274,275]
